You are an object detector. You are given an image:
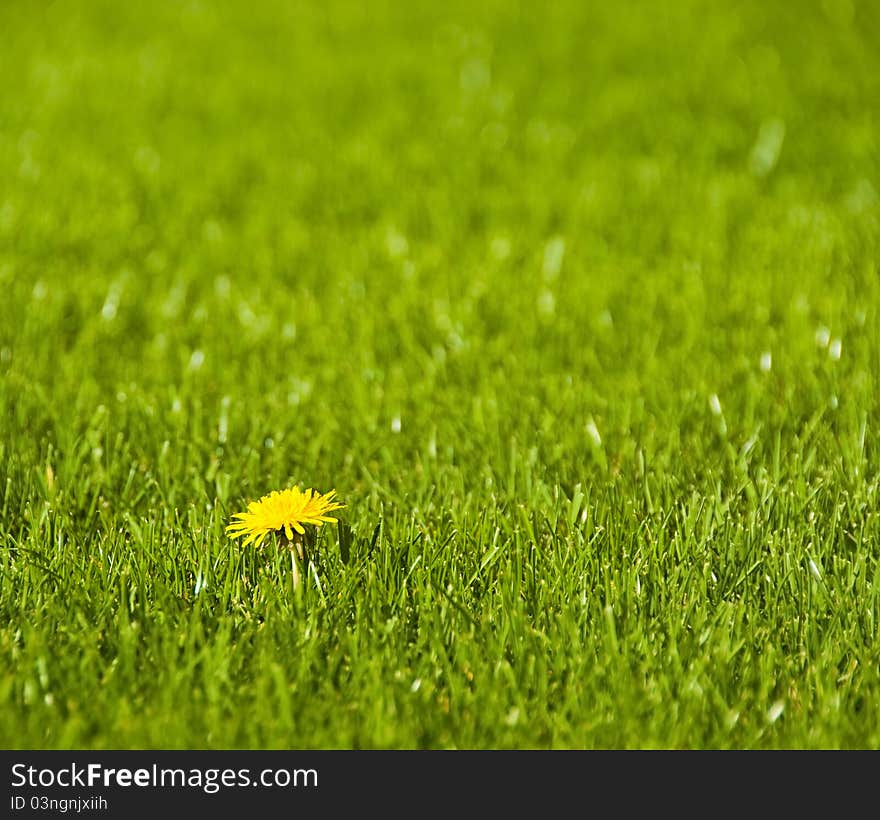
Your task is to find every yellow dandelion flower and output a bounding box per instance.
[225,487,344,548]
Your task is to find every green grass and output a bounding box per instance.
[1,0,879,749]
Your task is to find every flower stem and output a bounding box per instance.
[290,548,301,593]
[279,528,315,593]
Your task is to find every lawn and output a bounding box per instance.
[1,0,879,749]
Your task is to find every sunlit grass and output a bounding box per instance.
[0,0,878,749]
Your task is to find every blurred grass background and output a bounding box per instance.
[1,0,879,748]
